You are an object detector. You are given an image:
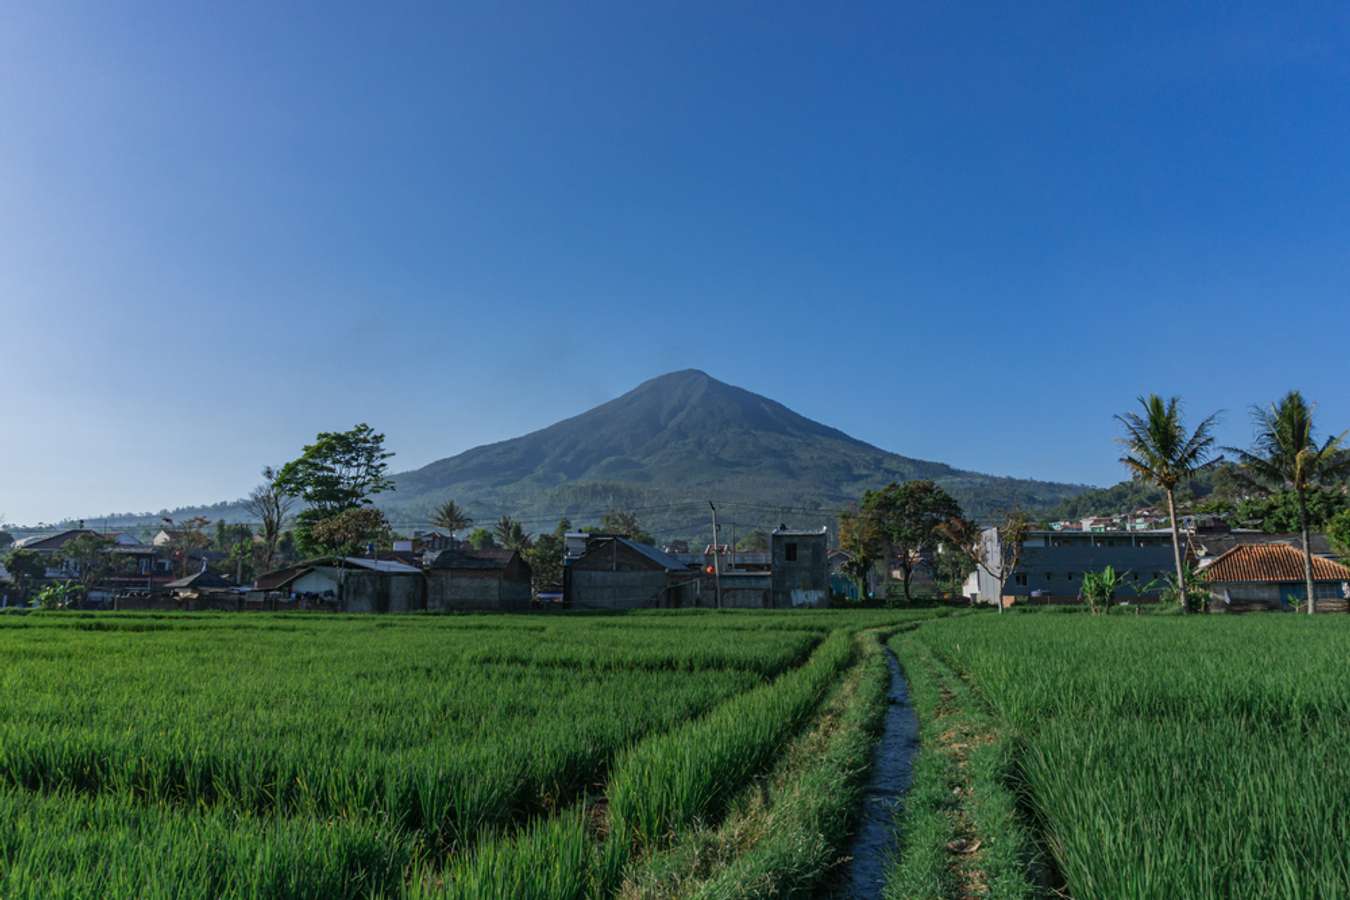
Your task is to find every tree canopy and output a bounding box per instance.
[277,424,394,515]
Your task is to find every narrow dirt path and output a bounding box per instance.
[837,646,920,898]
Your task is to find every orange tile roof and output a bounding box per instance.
[1202,543,1350,584]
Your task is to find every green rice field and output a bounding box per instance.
[0,608,1345,898]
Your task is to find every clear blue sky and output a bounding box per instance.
[3,2,1349,524]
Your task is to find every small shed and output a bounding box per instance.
[253,557,424,613]
[771,527,829,608]
[424,547,532,612]
[1202,543,1350,613]
[163,569,240,611]
[569,537,701,610]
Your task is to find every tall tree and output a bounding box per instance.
[277,424,394,558]
[55,533,116,597]
[524,519,572,592]
[308,507,391,557]
[276,424,395,516]
[837,506,883,601]
[600,510,654,545]
[1226,391,1349,615]
[243,466,294,572]
[939,511,1030,613]
[860,481,964,603]
[1115,395,1219,613]
[164,516,211,577]
[494,515,533,551]
[466,528,496,551]
[431,499,473,536]
[2,549,46,602]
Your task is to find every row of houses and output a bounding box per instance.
[965,526,1350,613]
[564,527,830,610]
[4,524,833,614]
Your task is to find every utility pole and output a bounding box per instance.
[709,501,722,609]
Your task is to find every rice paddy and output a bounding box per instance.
[2,608,1345,897]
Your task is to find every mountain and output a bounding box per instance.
[384,370,1089,537]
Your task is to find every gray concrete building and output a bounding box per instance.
[770,527,829,608]
[969,529,1175,607]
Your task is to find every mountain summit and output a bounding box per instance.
[388,370,1085,536]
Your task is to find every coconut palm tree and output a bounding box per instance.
[1115,395,1220,613]
[1226,391,1349,615]
[431,499,472,536]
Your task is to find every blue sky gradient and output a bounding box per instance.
[3,2,1349,523]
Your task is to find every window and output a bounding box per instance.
[1044,572,1054,581]
[785,543,798,562]
[1014,573,1028,586]
[1066,572,1076,581]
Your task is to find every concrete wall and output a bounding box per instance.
[570,569,669,610]
[292,567,423,613]
[771,532,829,608]
[426,570,531,612]
[718,573,771,608]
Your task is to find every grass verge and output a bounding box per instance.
[883,632,1041,899]
[618,629,893,898]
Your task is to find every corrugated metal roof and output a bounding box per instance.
[340,557,422,574]
[1202,543,1350,584]
[425,548,516,571]
[616,538,690,571]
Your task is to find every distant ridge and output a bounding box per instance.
[384,370,1088,536]
[56,371,1089,539]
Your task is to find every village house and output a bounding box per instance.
[12,529,170,605]
[1201,543,1350,613]
[252,557,424,613]
[567,536,702,610]
[423,546,532,612]
[1192,530,1340,567]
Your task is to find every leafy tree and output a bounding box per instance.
[243,466,294,572]
[837,506,884,601]
[1080,565,1123,615]
[933,546,975,598]
[431,499,473,536]
[1233,489,1347,533]
[1327,508,1350,558]
[2,549,46,601]
[736,530,770,552]
[308,507,391,557]
[466,528,496,550]
[276,424,394,515]
[0,531,13,549]
[860,481,964,604]
[524,520,572,592]
[1227,391,1350,615]
[56,534,116,594]
[1115,395,1219,613]
[599,510,654,545]
[493,516,533,551]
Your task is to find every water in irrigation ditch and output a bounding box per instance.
[839,647,920,898]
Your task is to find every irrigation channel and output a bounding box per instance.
[840,647,920,897]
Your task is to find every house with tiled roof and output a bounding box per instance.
[1201,543,1350,613]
